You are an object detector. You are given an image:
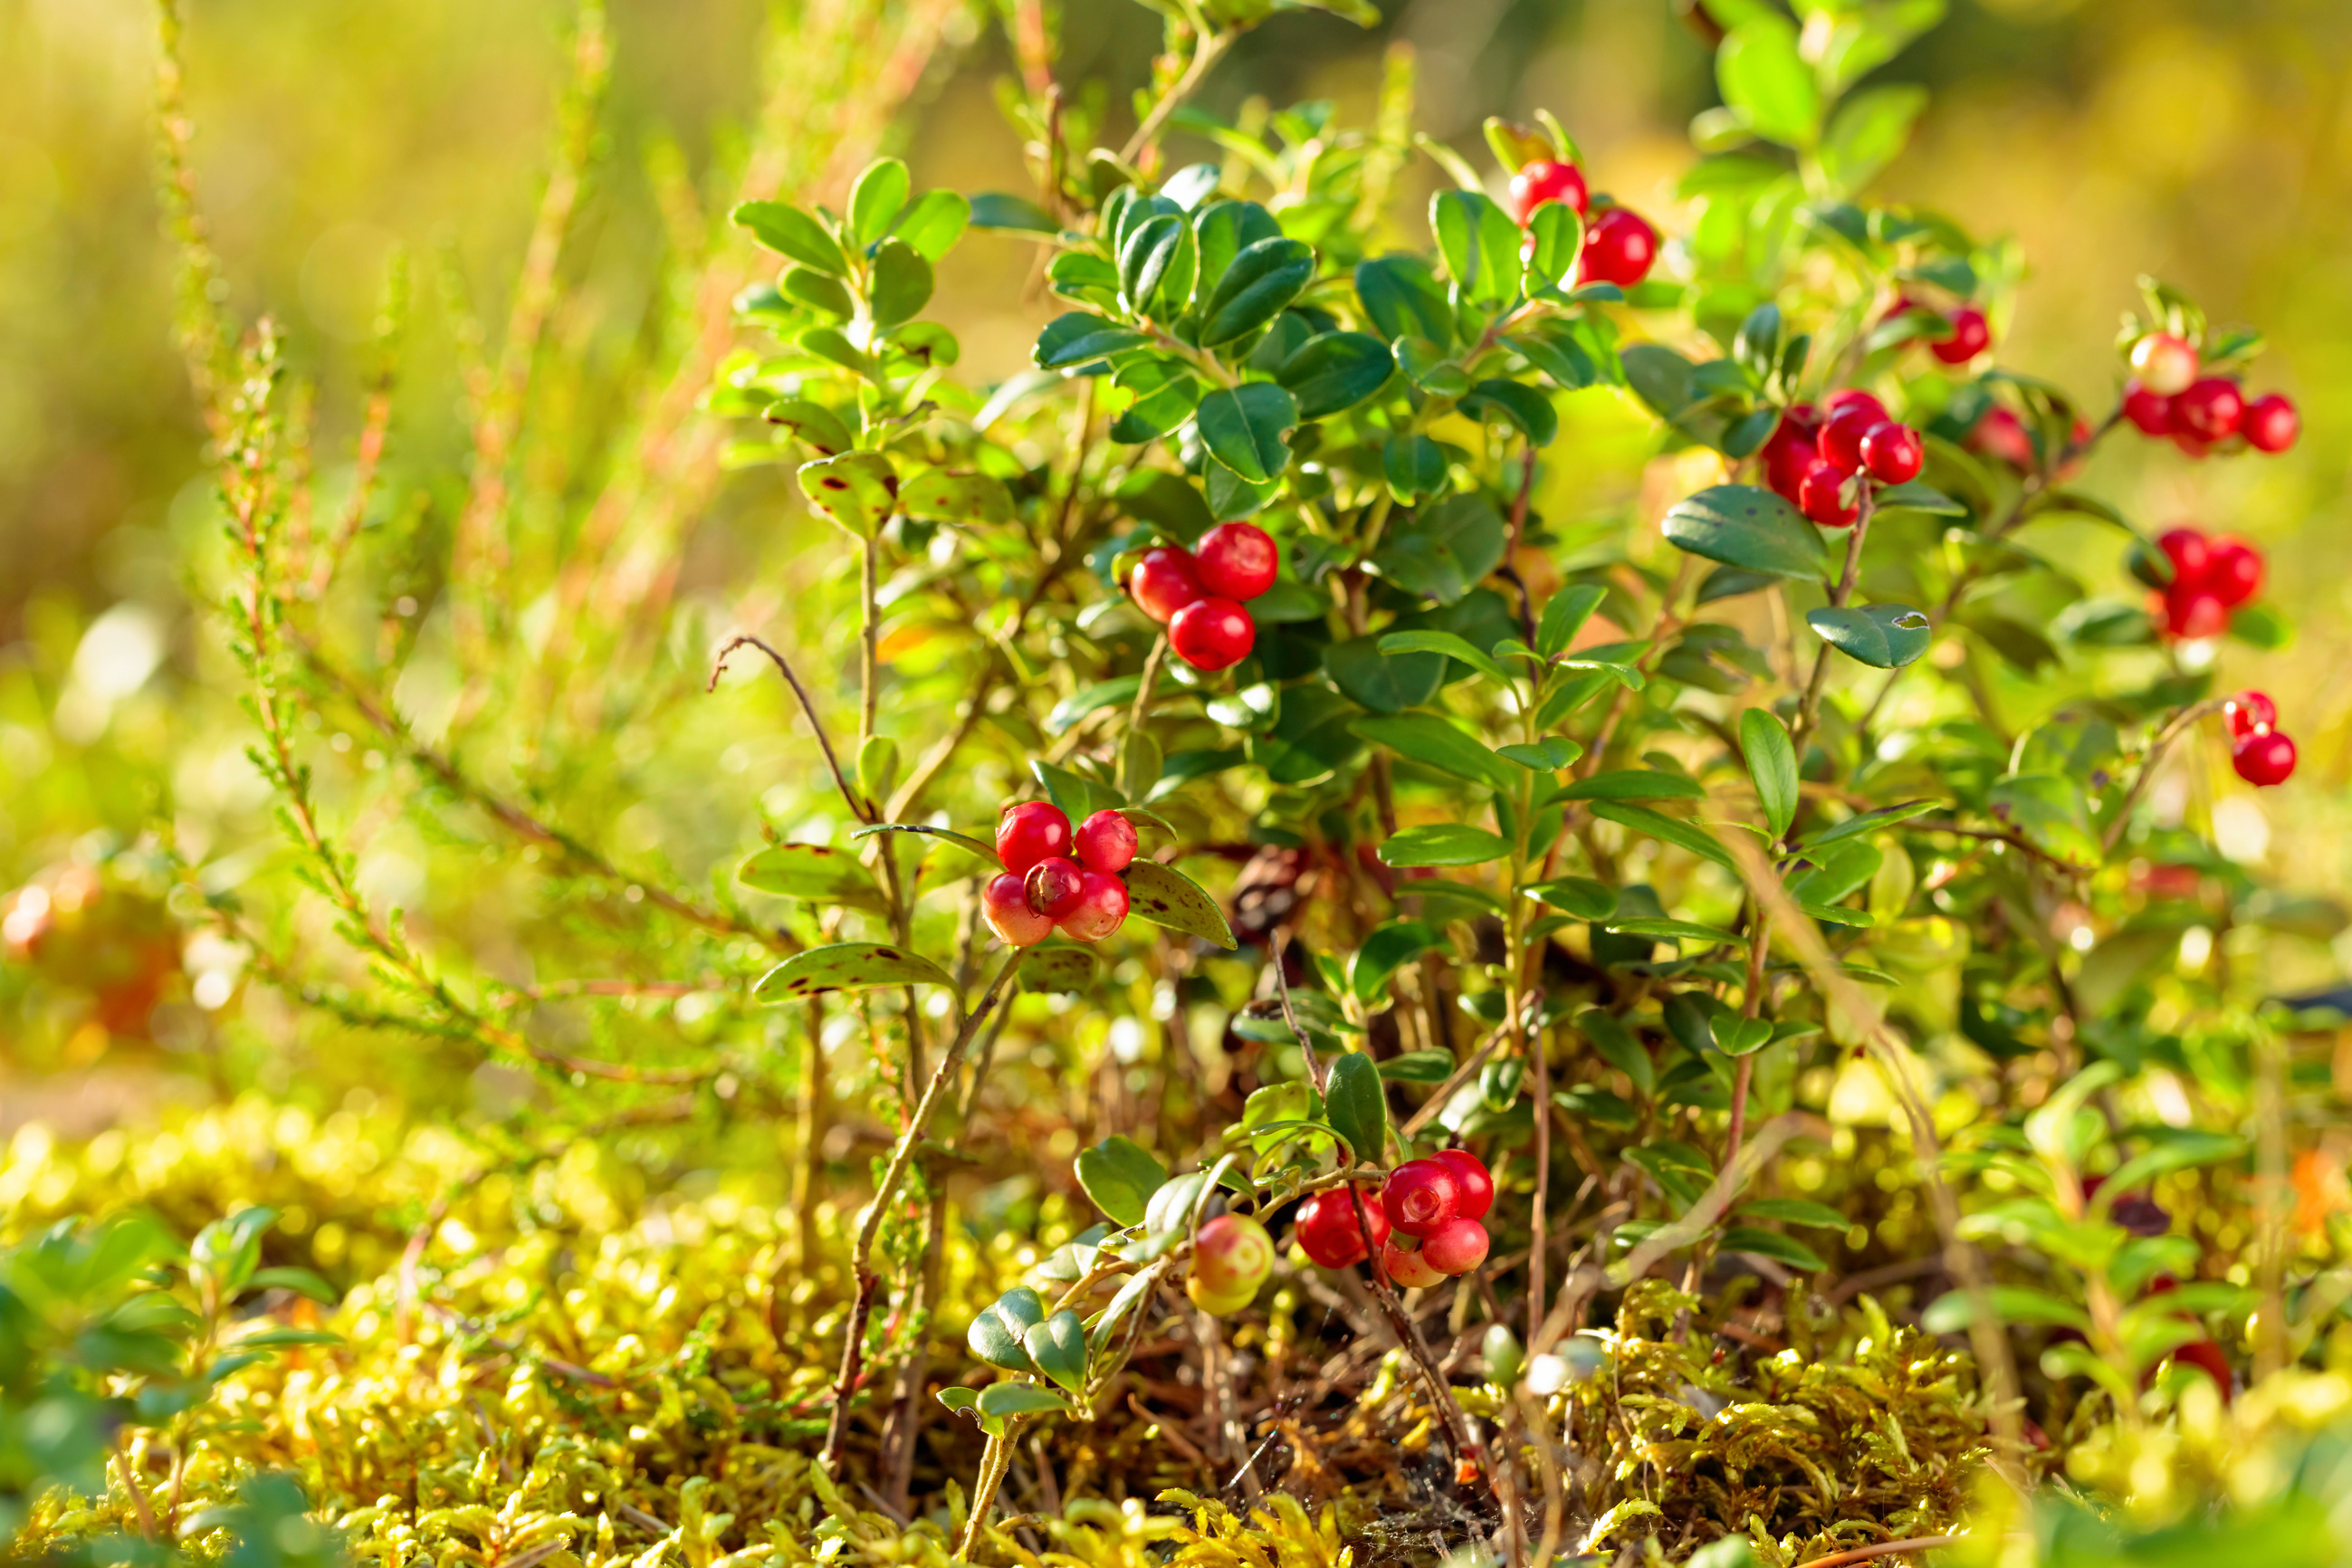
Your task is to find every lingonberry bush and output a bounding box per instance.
[17,2,2352,1567]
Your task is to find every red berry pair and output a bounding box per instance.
[1507,160,1657,289]
[1375,1149,1494,1286]
[2223,689,2297,788]
[983,801,1135,947]
[2152,526,2263,640]
[1130,521,1278,672]
[1888,296,1990,366]
[1761,390,1919,527]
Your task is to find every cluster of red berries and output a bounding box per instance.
[981,801,1135,947]
[1131,521,1278,672]
[1506,160,1658,290]
[1888,295,1992,366]
[2151,526,2264,641]
[2120,333,2299,458]
[2223,688,2297,788]
[1757,389,1923,527]
[1296,1148,1495,1286]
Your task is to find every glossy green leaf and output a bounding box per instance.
[897,464,1011,528]
[1430,188,1523,305]
[1034,311,1150,369]
[1277,331,1394,420]
[1353,713,1518,790]
[1108,355,1201,443]
[1535,584,1606,657]
[1076,1135,1167,1227]
[1196,383,1299,483]
[868,238,933,329]
[890,189,970,262]
[1718,18,1821,148]
[1806,603,1933,668]
[968,1288,1042,1372]
[1323,1051,1387,1162]
[1199,236,1315,346]
[1382,433,1449,502]
[1661,485,1831,580]
[753,942,955,1000]
[847,158,911,247]
[1394,335,1473,397]
[1325,634,1444,714]
[969,192,1057,234]
[1739,708,1798,840]
[974,1381,1071,1429]
[779,266,855,319]
[732,201,846,274]
[1372,494,1506,605]
[1124,859,1238,949]
[1459,379,1559,446]
[763,398,855,456]
[1380,824,1512,867]
[1524,878,1618,920]
[1737,1199,1850,1231]
[1718,1226,1827,1272]
[1118,214,1190,317]
[1350,920,1444,1003]
[1024,1309,1089,1396]
[1591,801,1735,871]
[1354,253,1455,349]
[1380,1049,1458,1085]
[1020,945,1100,994]
[736,843,884,908]
[1374,630,1509,686]
[1191,200,1284,303]
[1556,770,1703,802]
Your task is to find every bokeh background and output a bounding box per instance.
[6,0,2350,1114]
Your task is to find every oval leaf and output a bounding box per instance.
[1076,1135,1168,1228]
[1277,331,1395,420]
[1380,824,1511,868]
[736,843,884,909]
[1124,860,1238,950]
[1200,236,1315,346]
[1661,484,1831,580]
[1196,383,1300,483]
[1738,708,1799,840]
[752,942,956,1000]
[1023,1309,1089,1396]
[798,452,897,539]
[1323,1051,1387,1162]
[1806,603,1933,668]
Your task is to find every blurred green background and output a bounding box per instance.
[5,0,2349,1104]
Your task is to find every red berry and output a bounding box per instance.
[1821,388,1886,421]
[2129,331,2198,396]
[1507,159,1588,225]
[1130,547,1206,623]
[1860,421,1923,484]
[2204,535,2262,607]
[1296,1186,1389,1268]
[2162,586,2229,640]
[1075,809,1137,874]
[2155,526,2213,587]
[1578,207,1657,289]
[1966,406,2034,470]
[1381,1159,1463,1238]
[2122,378,2173,436]
[1797,460,1858,528]
[1169,596,1255,671]
[2170,1340,2233,1401]
[1195,521,1278,600]
[1815,403,1881,474]
[996,801,1072,875]
[2232,729,2296,787]
[981,873,1056,948]
[1056,869,1129,942]
[2243,394,2299,454]
[1760,404,1822,498]
[1931,306,1991,365]
[2170,378,2243,443]
[1381,1238,1446,1289]
[1024,855,1086,919]
[1429,1149,1495,1221]
[1422,1218,1491,1276]
[1192,1214,1275,1296]
[2223,689,2278,739]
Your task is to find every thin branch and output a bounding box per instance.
[709,634,874,824]
[1791,1538,1960,1568]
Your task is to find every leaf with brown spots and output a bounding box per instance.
[735,843,885,910]
[1123,860,1237,951]
[796,451,897,539]
[752,942,955,1000]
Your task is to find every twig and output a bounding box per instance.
[1791,1538,1959,1568]
[2099,698,2226,854]
[1268,930,1324,1087]
[709,633,874,824]
[1118,29,1233,166]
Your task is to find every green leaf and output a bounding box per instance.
[1458,379,1559,446]
[1818,83,1927,194]
[1278,332,1395,420]
[1031,759,1122,822]
[1496,736,1582,772]
[1108,355,1201,443]
[1872,481,1966,516]
[752,942,957,1000]
[1324,635,1443,714]
[1350,920,1444,1003]
[1522,201,1582,291]
[1024,1309,1090,1396]
[1019,945,1100,994]
[1430,189,1523,305]
[1799,800,1939,850]
[1987,772,2101,870]
[1200,236,1315,346]
[779,266,855,319]
[1124,860,1238,950]
[1718,18,1821,148]
[1372,494,1507,605]
[848,158,911,247]
[1046,676,1143,736]
[1608,918,1740,946]
[1394,334,1472,397]
[246,1266,339,1304]
[1196,383,1300,483]
[1353,713,1518,790]
[1922,1286,2091,1335]
[969,192,1057,234]
[1523,878,1617,920]
[1556,770,1703,802]
[1580,1008,1651,1094]
[1380,825,1512,868]
[1535,584,1606,657]
[1661,485,1831,580]
[868,239,934,329]
[737,843,884,909]
[798,452,897,539]
[1323,1051,1387,1162]
[1075,1135,1167,1227]
[1738,709,1798,840]
[1374,630,1510,687]
[849,823,1002,866]
[1118,214,1189,316]
[1590,802,1735,871]
[898,465,1013,528]
[1736,1199,1850,1231]
[1718,1227,1827,1272]
[1191,201,1284,303]
[731,201,846,274]
[1382,433,1449,502]
[1034,311,1149,369]
[763,398,855,456]
[1806,604,1933,668]
[1380,1049,1458,1085]
[1354,253,1455,348]
[974,1382,1071,1429]
[891,189,970,262]
[968,1292,1041,1372]
[798,324,869,378]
